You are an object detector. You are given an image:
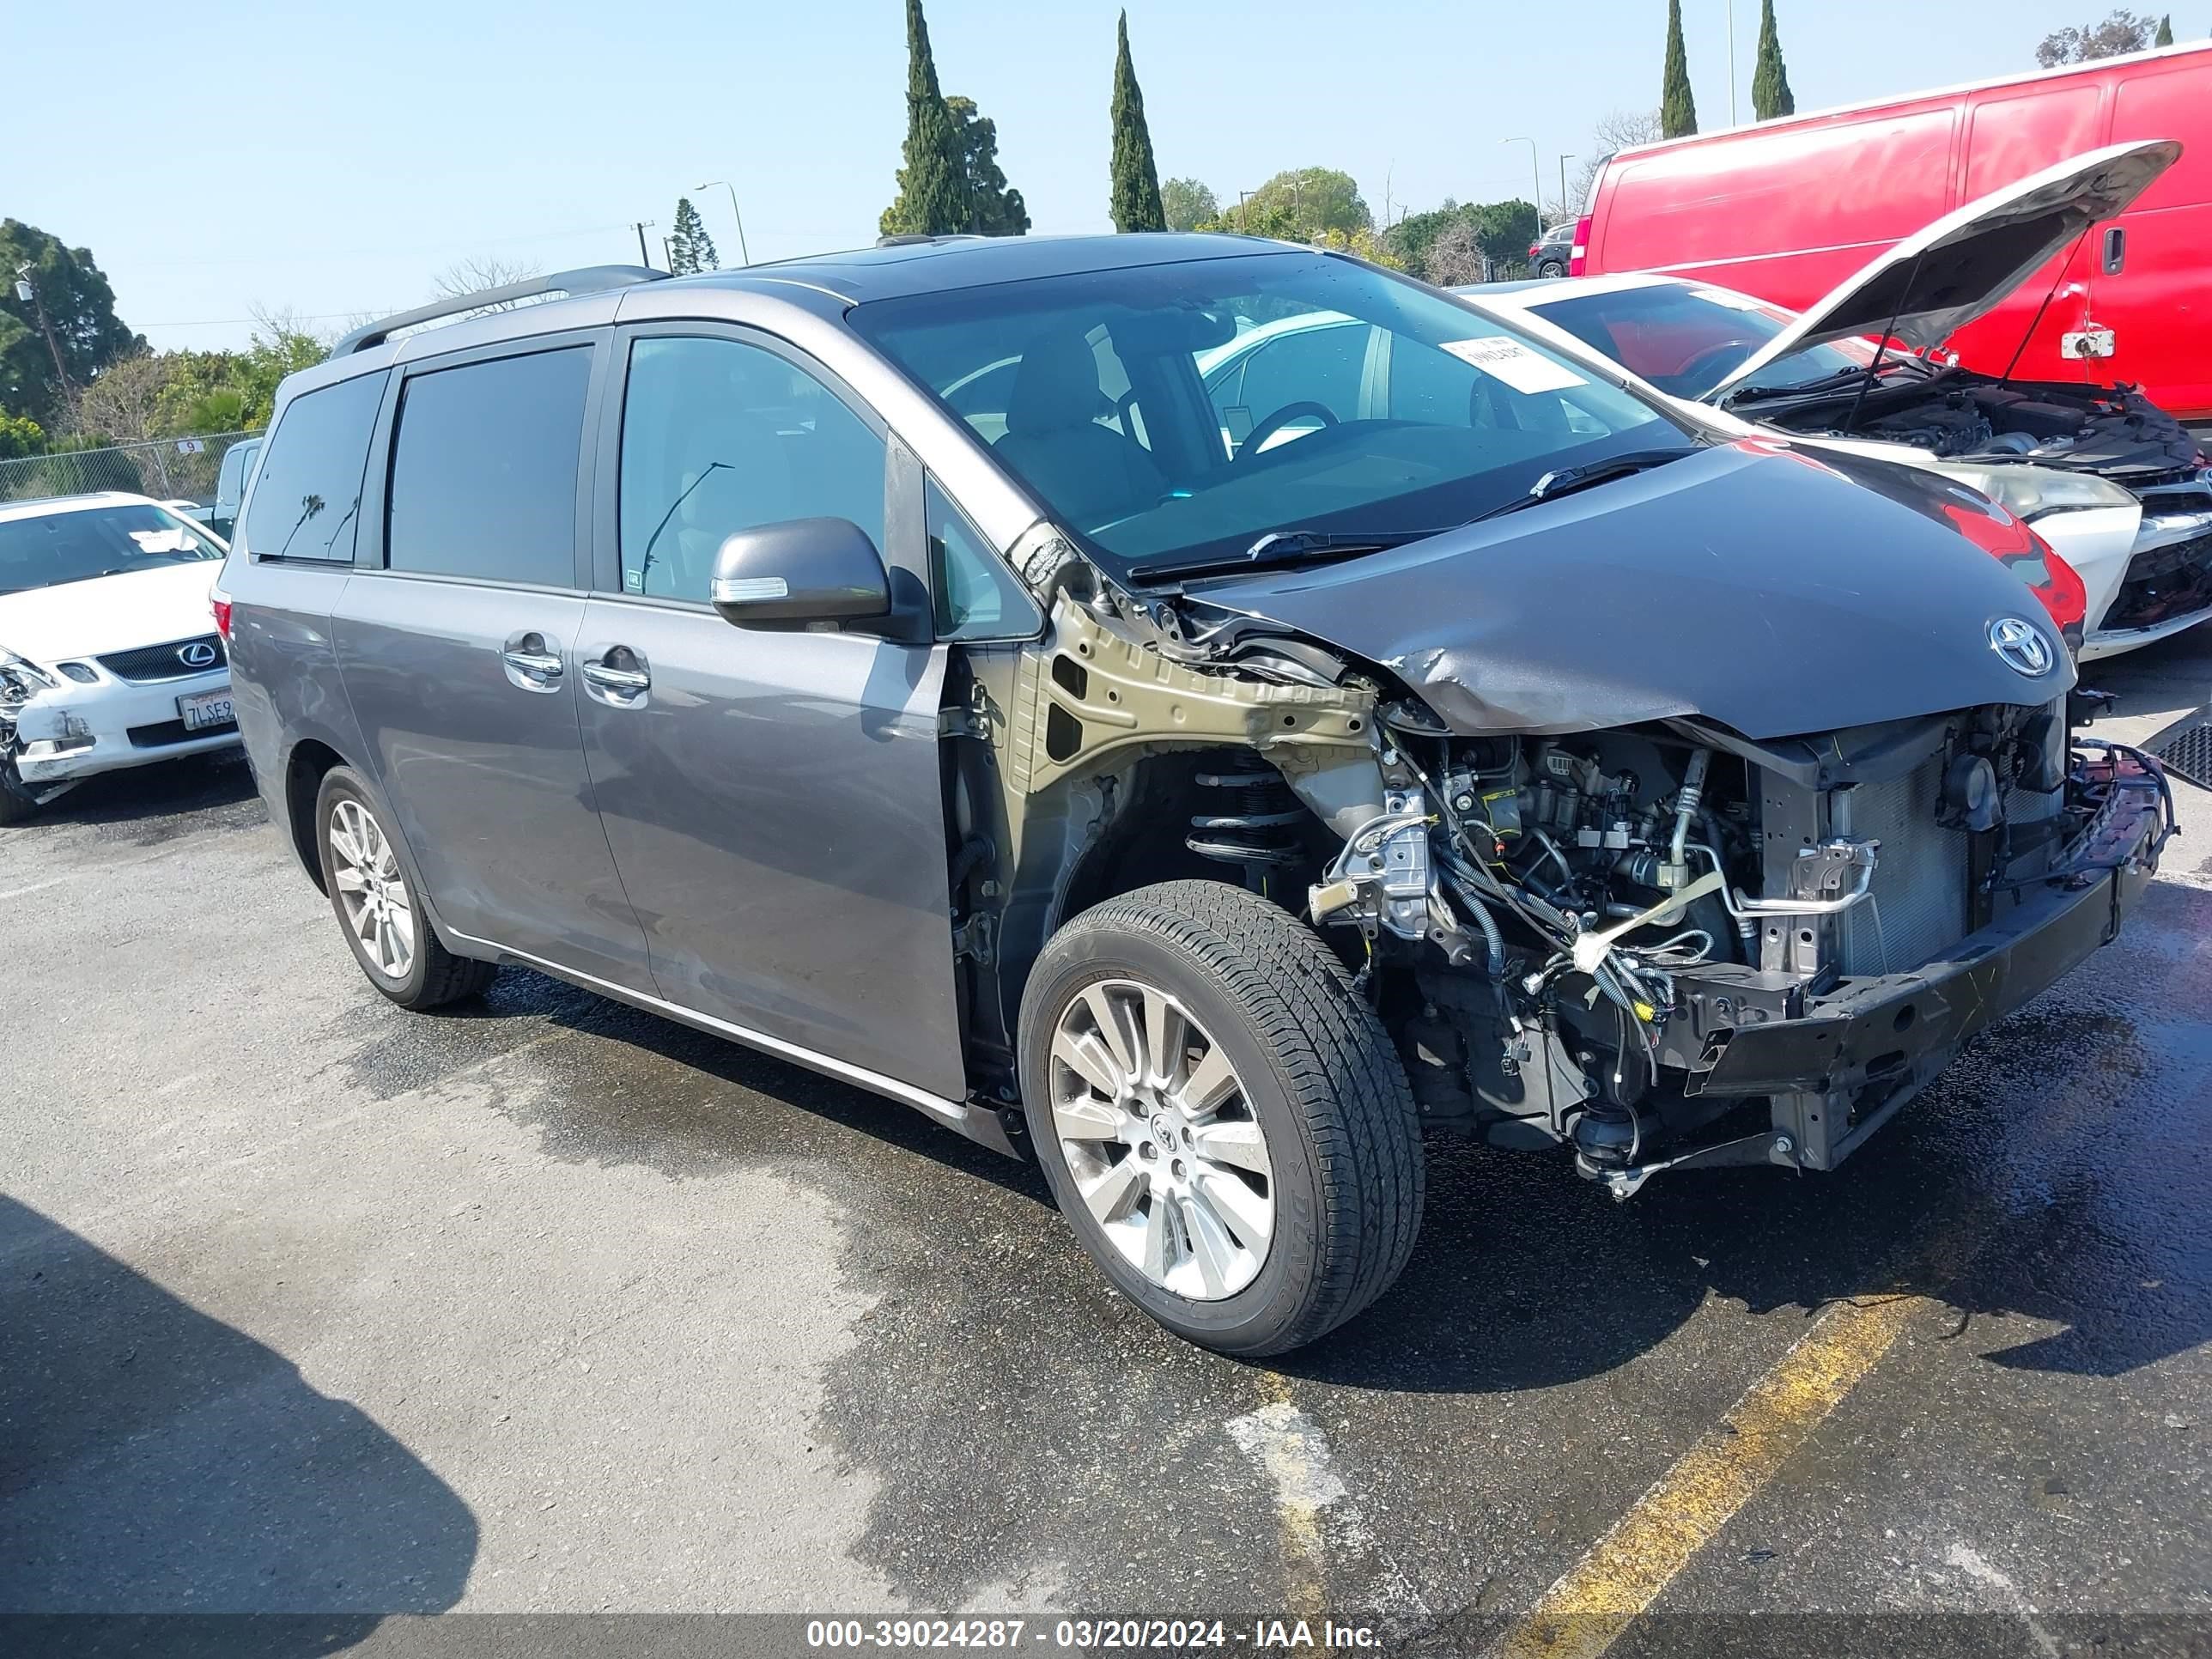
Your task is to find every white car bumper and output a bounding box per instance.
[2079,504,2212,662]
[9,664,239,786]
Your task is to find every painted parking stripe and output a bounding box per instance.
[1492,1211,1985,1659]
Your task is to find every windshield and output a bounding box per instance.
[849,251,1686,579]
[1529,283,1880,400]
[0,502,224,596]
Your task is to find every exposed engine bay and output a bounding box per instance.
[1742,365,2203,477]
[956,572,2175,1200]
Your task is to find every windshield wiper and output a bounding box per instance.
[1129,527,1438,584]
[1465,447,1698,525]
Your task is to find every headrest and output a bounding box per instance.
[1006,332,1107,436]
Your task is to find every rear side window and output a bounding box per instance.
[386,347,592,586]
[240,374,382,562]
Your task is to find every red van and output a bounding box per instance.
[1577,43,2212,420]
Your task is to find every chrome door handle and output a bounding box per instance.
[503,648,564,678]
[581,661,650,693]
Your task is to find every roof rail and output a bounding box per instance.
[332,265,669,356]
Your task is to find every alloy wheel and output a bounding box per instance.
[329,798,416,981]
[1048,978,1275,1300]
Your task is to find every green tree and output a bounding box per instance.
[880,0,971,236]
[1243,167,1370,240]
[0,410,45,459]
[668,197,718,274]
[2037,9,2158,64]
[0,221,143,430]
[1160,177,1218,233]
[1752,0,1796,119]
[1661,0,1698,138]
[1109,11,1166,231]
[2155,13,2174,41]
[948,96,1030,235]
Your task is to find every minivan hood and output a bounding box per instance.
[1711,138,2181,400]
[1188,442,2074,740]
[0,560,223,663]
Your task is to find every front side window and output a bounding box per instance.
[617,336,887,604]
[1530,283,1876,400]
[386,347,591,586]
[927,477,1034,640]
[240,374,383,562]
[851,250,1684,581]
[0,503,222,595]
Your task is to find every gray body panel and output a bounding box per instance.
[574,598,965,1101]
[331,573,653,993]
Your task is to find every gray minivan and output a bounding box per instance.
[219,239,2167,1353]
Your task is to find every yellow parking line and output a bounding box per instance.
[1492,1290,1924,1659]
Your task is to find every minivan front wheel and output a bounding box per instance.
[1019,880,1423,1355]
[315,767,495,1010]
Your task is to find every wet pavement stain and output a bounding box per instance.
[288,861,2212,1624]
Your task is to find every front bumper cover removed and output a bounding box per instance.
[1610,744,2172,1194]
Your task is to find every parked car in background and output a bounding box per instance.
[1528,222,1575,278]
[222,240,2166,1355]
[1577,41,2212,421]
[1471,142,2212,660]
[211,436,262,542]
[0,493,237,823]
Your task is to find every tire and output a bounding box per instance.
[1018,879,1423,1355]
[1538,259,1567,279]
[315,766,496,1010]
[0,754,37,827]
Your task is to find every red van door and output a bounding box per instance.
[1944,82,2110,386]
[2103,58,2212,420]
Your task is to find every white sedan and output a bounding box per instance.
[0,492,238,823]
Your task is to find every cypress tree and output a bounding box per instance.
[669,198,718,274]
[1661,0,1698,139]
[880,0,971,237]
[1109,11,1166,232]
[2154,14,2174,44]
[1751,0,1795,121]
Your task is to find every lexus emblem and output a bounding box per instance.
[1988,617,2054,678]
[179,641,219,669]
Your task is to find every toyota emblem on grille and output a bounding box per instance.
[1987,617,2053,678]
[178,641,218,669]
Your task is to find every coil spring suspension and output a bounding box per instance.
[1187,762,1305,894]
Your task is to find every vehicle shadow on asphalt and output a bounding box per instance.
[0,1194,477,1647]
[3,754,261,846]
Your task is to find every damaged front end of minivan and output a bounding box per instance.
[944,453,2175,1200]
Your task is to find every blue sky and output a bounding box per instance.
[10,0,2190,351]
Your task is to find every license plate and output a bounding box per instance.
[178,689,234,732]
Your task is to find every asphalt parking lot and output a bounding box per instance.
[3,635,2209,1656]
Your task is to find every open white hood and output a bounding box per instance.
[1710,137,2181,400]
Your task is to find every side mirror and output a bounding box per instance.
[709,518,891,628]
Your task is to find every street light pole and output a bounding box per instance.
[1502,137,1542,217]
[696,180,752,266]
[633,222,657,269]
[1726,0,1739,125]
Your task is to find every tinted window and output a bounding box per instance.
[1531,284,1872,399]
[0,503,222,596]
[617,336,886,603]
[927,477,1034,640]
[386,347,591,586]
[853,251,1679,578]
[240,374,382,562]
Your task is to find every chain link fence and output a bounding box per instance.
[0,431,255,507]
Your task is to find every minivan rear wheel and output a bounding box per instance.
[315,766,495,1010]
[1018,880,1423,1355]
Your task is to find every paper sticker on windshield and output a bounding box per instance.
[128,527,197,554]
[1688,287,1769,312]
[1441,337,1587,393]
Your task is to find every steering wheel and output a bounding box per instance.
[1670,342,1755,394]
[1235,401,1340,462]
